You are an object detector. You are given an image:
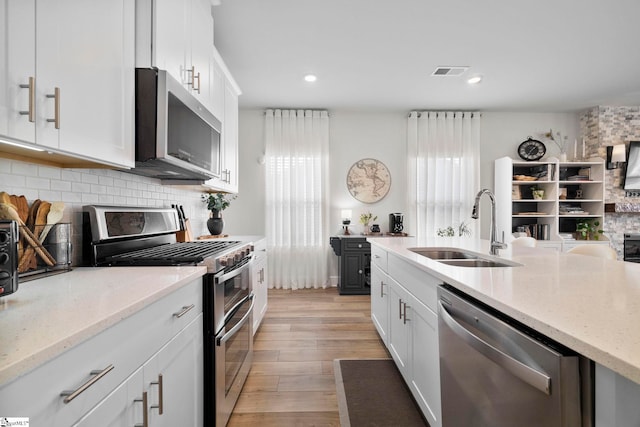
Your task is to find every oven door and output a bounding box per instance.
[215,292,254,426]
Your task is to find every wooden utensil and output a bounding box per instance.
[0,192,12,206]
[16,195,29,223]
[39,201,64,243]
[26,199,41,230]
[19,201,51,271]
[0,203,55,267]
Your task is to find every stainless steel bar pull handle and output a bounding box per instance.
[173,304,195,318]
[380,281,385,298]
[403,302,408,325]
[19,77,35,122]
[150,374,164,415]
[438,300,551,395]
[60,364,114,403]
[134,391,149,427]
[194,70,201,94]
[46,87,60,129]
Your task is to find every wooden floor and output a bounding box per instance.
[227,288,389,427]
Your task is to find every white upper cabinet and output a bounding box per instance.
[36,0,135,167]
[144,0,215,112]
[202,52,241,193]
[0,0,36,144]
[0,0,135,168]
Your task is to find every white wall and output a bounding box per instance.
[329,111,408,235]
[229,109,581,239]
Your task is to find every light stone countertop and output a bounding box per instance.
[0,266,207,386]
[367,236,640,385]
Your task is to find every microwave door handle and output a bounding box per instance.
[438,300,551,395]
[214,254,254,284]
[217,294,254,345]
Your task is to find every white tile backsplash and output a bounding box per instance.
[1,157,211,265]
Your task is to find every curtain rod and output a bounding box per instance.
[408,111,482,118]
[264,109,329,116]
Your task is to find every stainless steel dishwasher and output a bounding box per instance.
[438,285,592,427]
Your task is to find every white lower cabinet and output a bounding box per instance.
[252,239,268,334]
[141,314,204,427]
[370,263,389,345]
[388,277,411,376]
[407,294,440,426]
[0,278,203,427]
[371,246,442,427]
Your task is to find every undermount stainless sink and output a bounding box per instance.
[409,248,478,260]
[408,247,521,268]
[437,259,519,268]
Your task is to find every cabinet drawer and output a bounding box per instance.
[343,240,370,251]
[371,245,388,271]
[0,278,203,426]
[388,253,441,313]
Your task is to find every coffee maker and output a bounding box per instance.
[389,213,404,234]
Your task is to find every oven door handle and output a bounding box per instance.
[214,254,254,284]
[217,294,254,346]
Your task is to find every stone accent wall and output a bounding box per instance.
[580,106,640,257]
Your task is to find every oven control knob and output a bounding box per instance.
[234,252,242,262]
[219,257,229,267]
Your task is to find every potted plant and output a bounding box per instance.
[201,193,236,235]
[359,212,378,233]
[575,219,604,240]
[531,185,545,200]
[436,221,471,237]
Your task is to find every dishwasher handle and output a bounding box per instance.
[438,300,551,395]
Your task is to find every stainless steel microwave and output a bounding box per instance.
[129,68,222,183]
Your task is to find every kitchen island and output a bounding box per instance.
[369,236,640,426]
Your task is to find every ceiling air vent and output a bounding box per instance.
[431,66,469,77]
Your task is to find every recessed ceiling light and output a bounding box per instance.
[467,75,482,84]
[304,74,317,83]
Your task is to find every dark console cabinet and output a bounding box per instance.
[330,237,371,295]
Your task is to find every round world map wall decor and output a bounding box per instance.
[346,158,391,203]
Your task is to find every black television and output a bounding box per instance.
[624,141,640,190]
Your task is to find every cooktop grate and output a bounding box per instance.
[106,241,241,265]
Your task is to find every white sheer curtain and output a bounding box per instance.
[407,111,481,239]
[265,109,330,289]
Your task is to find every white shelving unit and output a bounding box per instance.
[495,157,609,251]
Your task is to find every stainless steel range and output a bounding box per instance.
[83,205,255,427]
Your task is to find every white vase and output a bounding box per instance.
[559,152,567,162]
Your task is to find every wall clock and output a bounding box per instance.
[346,158,391,203]
[518,138,546,161]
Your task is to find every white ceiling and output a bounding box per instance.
[211,0,640,112]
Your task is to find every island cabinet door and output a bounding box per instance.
[388,279,410,379]
[370,263,389,344]
[408,294,441,427]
